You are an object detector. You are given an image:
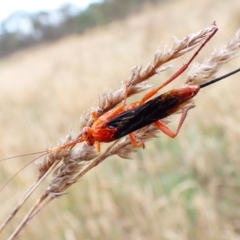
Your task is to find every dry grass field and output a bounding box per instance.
[0,0,240,239]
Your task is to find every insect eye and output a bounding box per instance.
[82,127,95,145]
[82,127,88,136]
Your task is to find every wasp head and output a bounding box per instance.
[82,127,95,146]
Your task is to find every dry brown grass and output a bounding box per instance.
[1,0,240,239]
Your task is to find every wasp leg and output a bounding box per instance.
[154,105,195,138]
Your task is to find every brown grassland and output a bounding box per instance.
[0,0,240,239]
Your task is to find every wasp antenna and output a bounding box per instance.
[200,68,240,88]
[51,136,84,152]
[0,153,47,193]
[0,150,49,162]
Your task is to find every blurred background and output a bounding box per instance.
[0,0,240,239]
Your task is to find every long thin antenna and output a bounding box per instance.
[0,151,48,161]
[200,68,240,88]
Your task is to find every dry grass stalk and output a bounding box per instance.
[0,135,74,233]
[185,29,240,85]
[3,23,240,239]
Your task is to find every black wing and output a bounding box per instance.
[107,91,183,140]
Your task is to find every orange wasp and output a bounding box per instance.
[53,23,219,152]
[81,67,240,147]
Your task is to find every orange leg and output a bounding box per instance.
[94,141,101,152]
[91,111,98,121]
[92,109,125,122]
[154,105,195,138]
[129,133,145,149]
[138,23,218,105]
